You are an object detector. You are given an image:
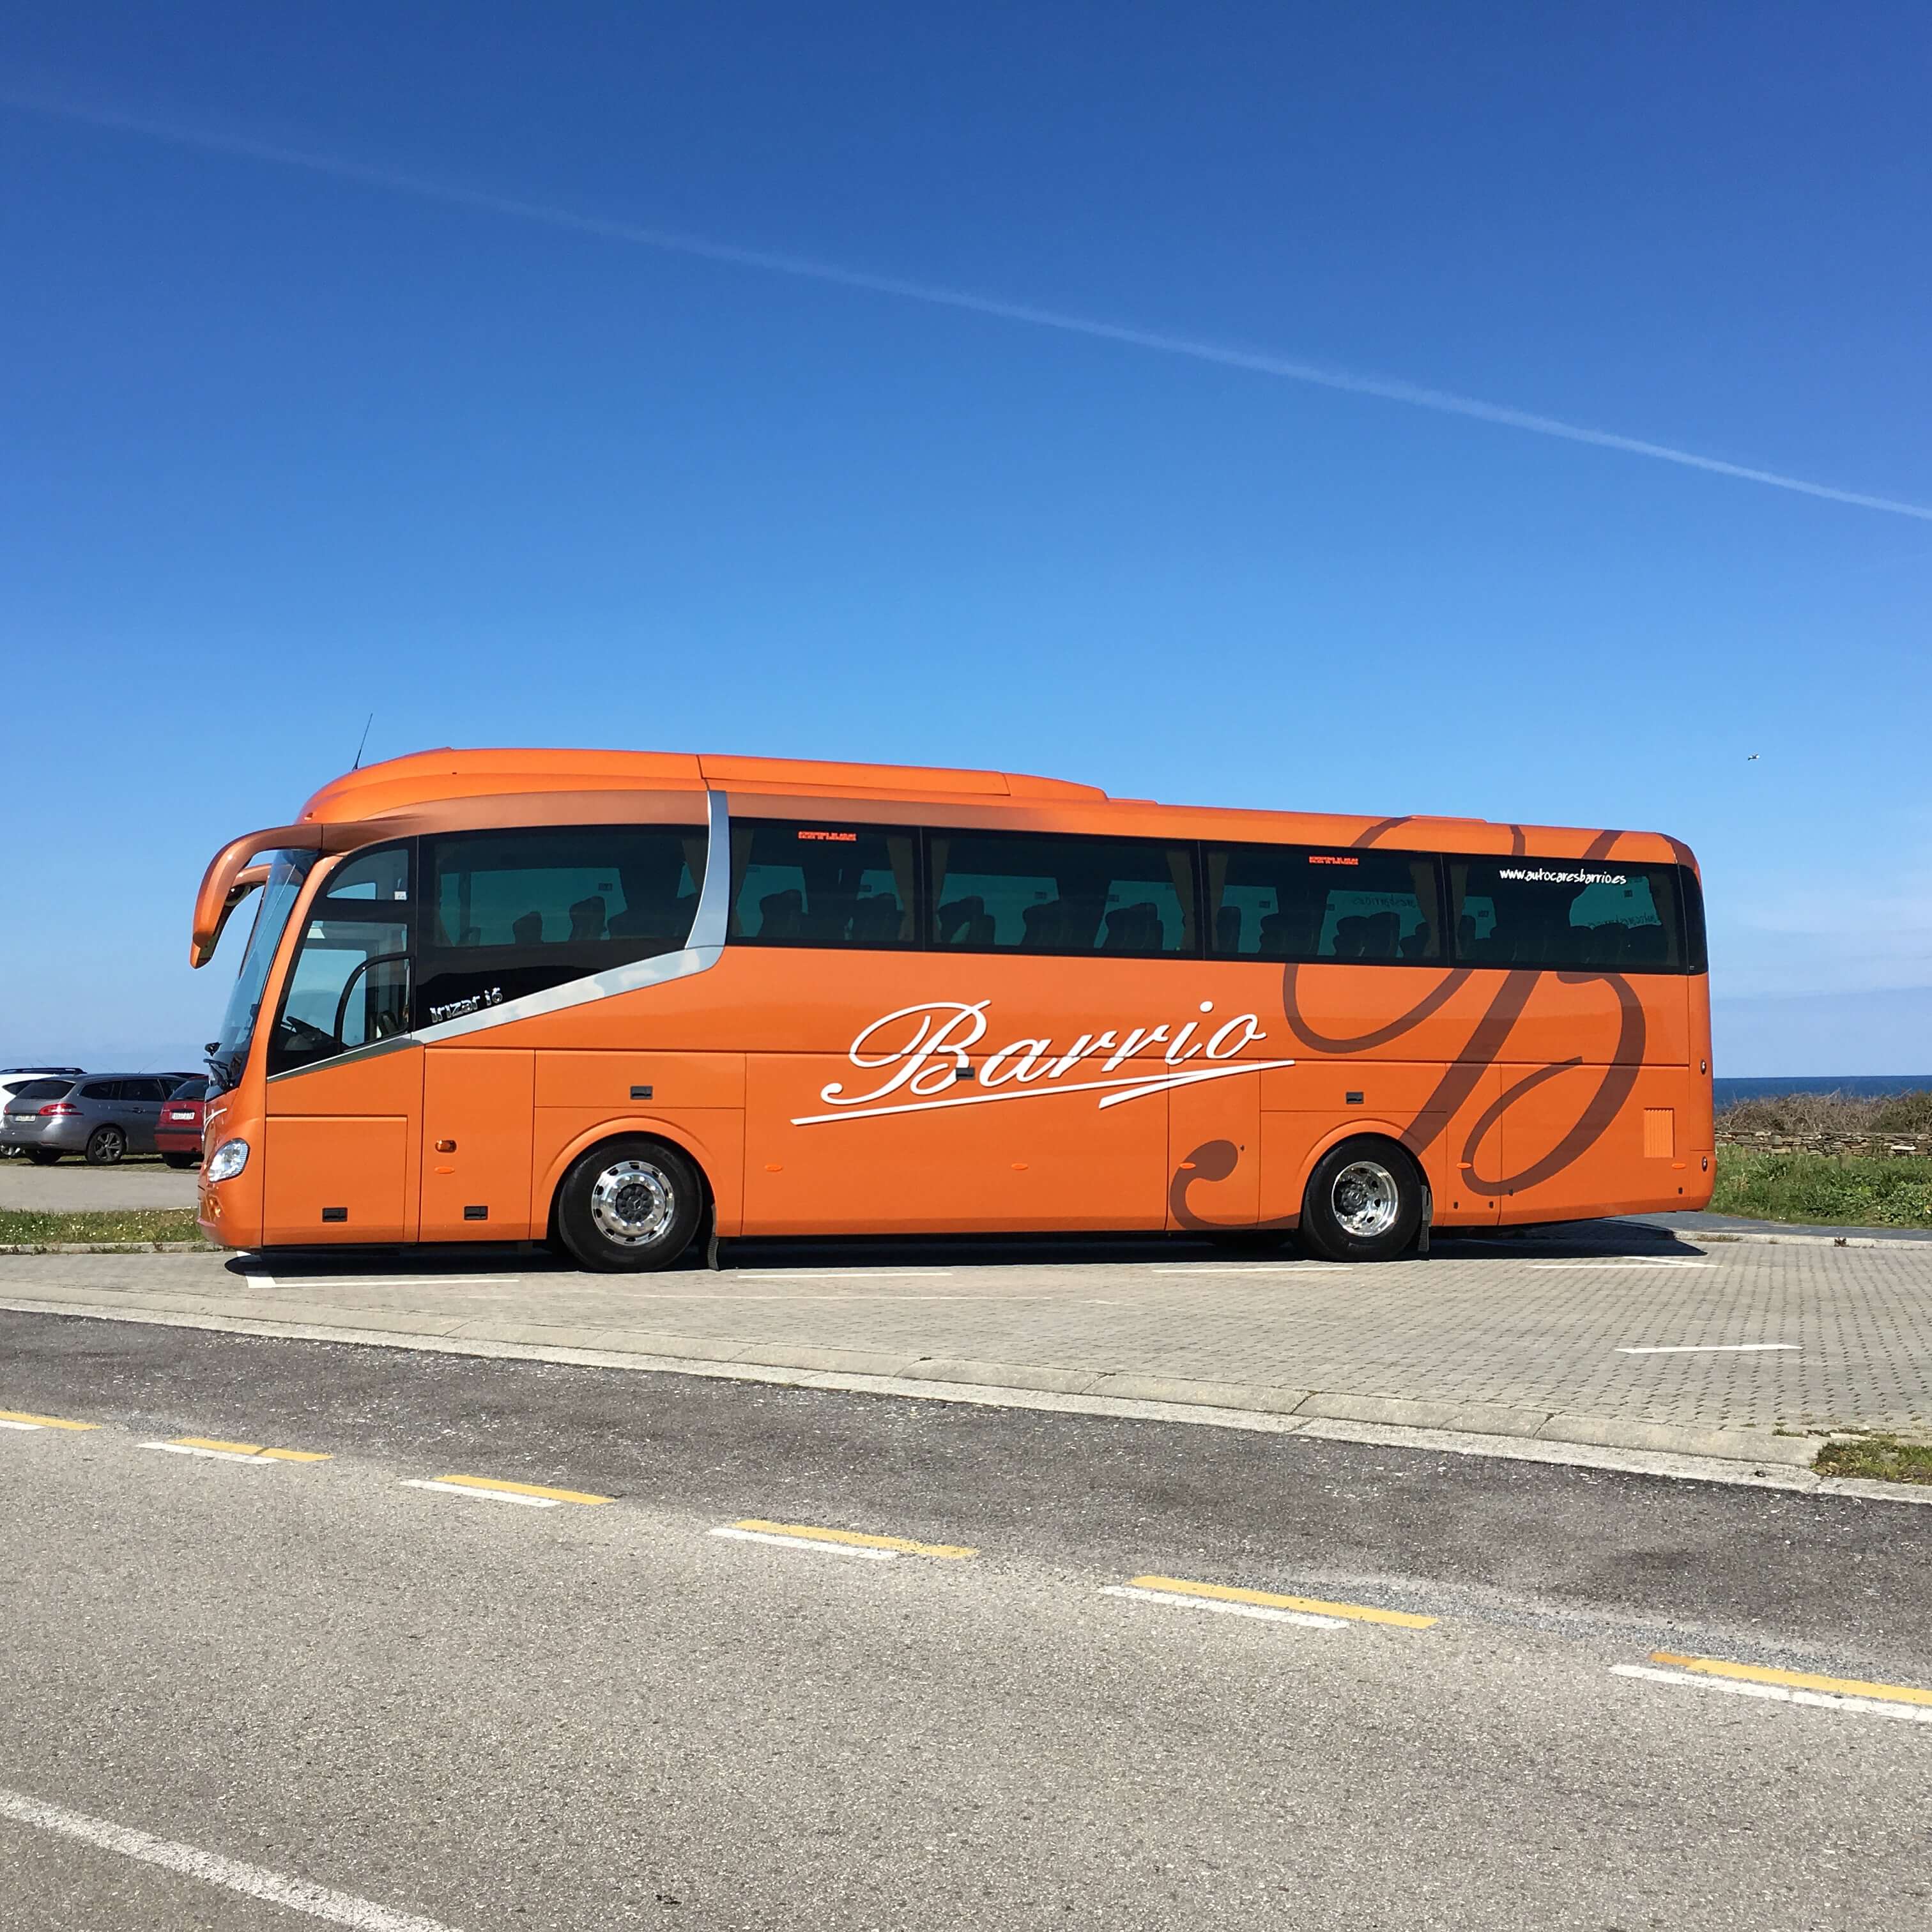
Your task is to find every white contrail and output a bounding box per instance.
[13,92,1932,523]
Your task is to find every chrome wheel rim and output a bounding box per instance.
[1331,1160,1399,1238]
[588,1160,673,1246]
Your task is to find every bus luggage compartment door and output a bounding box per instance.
[262,1050,420,1245]
[420,1048,535,1241]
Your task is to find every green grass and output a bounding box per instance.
[1813,1435,1932,1485]
[0,1208,210,1246]
[1709,1146,1932,1229]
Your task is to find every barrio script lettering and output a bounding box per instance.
[790,1000,1294,1126]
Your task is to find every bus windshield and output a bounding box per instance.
[206,850,319,1093]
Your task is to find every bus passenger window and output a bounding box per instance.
[1204,846,1441,963]
[928,831,1195,956]
[729,824,916,948]
[1448,860,1686,972]
[417,824,707,1024]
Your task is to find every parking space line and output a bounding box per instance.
[406,1473,613,1506]
[709,1525,897,1560]
[727,1269,956,1281]
[0,1409,99,1432]
[1649,1651,1932,1707]
[1614,1342,1798,1355]
[722,1518,977,1559]
[1529,1260,1713,1270]
[1127,1575,1438,1629]
[0,1782,465,1931]
[1101,1584,1346,1629]
[1612,1663,1932,1724]
[1150,1263,1327,1274]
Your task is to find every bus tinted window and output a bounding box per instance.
[929,831,1194,955]
[730,824,916,947]
[1205,847,1441,963]
[1449,859,1685,971]
[417,825,705,1026]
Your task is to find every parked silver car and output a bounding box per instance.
[0,1068,86,1158]
[1,1073,181,1165]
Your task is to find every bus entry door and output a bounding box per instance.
[420,1048,535,1241]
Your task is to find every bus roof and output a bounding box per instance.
[291,746,1690,868]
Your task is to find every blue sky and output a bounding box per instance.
[3,4,1928,1075]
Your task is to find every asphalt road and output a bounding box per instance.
[3,1313,1929,1930]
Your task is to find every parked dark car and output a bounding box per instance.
[154,1077,210,1168]
[1,1073,181,1165]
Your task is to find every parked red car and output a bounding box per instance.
[155,1076,210,1169]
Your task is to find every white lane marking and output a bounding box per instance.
[1614,1342,1800,1355]
[726,1269,956,1280]
[398,1478,559,1508]
[708,1525,897,1560]
[139,1442,275,1463]
[1150,1264,1326,1274]
[611,1292,1101,1303]
[1611,1664,1932,1724]
[0,1419,44,1431]
[1529,1260,1713,1270]
[1100,1584,1347,1629]
[0,1784,464,1931]
[242,1276,524,1289]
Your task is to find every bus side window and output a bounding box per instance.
[728,824,917,948]
[415,824,707,1024]
[926,831,1195,956]
[1448,861,1685,972]
[1204,845,1441,963]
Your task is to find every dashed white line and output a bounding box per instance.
[0,1785,465,1930]
[708,1525,897,1560]
[398,1478,559,1508]
[0,1419,43,1432]
[1611,1664,1932,1724]
[1614,1342,1800,1355]
[1529,1259,1713,1270]
[139,1442,275,1463]
[1100,1584,1347,1629]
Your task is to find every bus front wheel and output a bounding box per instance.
[1298,1138,1424,1263]
[554,1137,703,1273]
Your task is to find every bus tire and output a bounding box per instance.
[554,1137,703,1273]
[1298,1137,1423,1263]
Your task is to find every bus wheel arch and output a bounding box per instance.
[545,1128,714,1273]
[1297,1131,1427,1264]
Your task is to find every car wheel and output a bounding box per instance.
[85,1124,128,1167]
[162,1152,201,1170]
[1298,1137,1424,1263]
[554,1138,703,1273]
[26,1149,62,1166]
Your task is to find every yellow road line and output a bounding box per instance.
[732,1519,977,1560]
[0,1409,98,1431]
[1652,1652,1932,1709]
[434,1473,612,1506]
[1130,1575,1437,1629]
[171,1438,332,1462]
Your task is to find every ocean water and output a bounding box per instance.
[1714,1074,1932,1105]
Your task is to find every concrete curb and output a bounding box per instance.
[0,1241,211,1255]
[2,1289,1917,1499]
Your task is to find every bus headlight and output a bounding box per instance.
[206,1138,250,1183]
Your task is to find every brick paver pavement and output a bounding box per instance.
[3,1230,1928,1455]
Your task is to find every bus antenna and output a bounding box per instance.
[352,713,374,769]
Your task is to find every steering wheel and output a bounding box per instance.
[277,1013,339,1055]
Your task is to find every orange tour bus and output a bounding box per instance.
[188,748,1713,1269]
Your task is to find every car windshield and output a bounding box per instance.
[207,850,319,1092]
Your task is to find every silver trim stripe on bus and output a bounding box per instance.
[266,789,732,1081]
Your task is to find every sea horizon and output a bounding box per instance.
[1714,1073,1932,1104]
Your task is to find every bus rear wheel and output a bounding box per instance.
[555,1137,703,1273]
[1298,1137,1423,1263]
